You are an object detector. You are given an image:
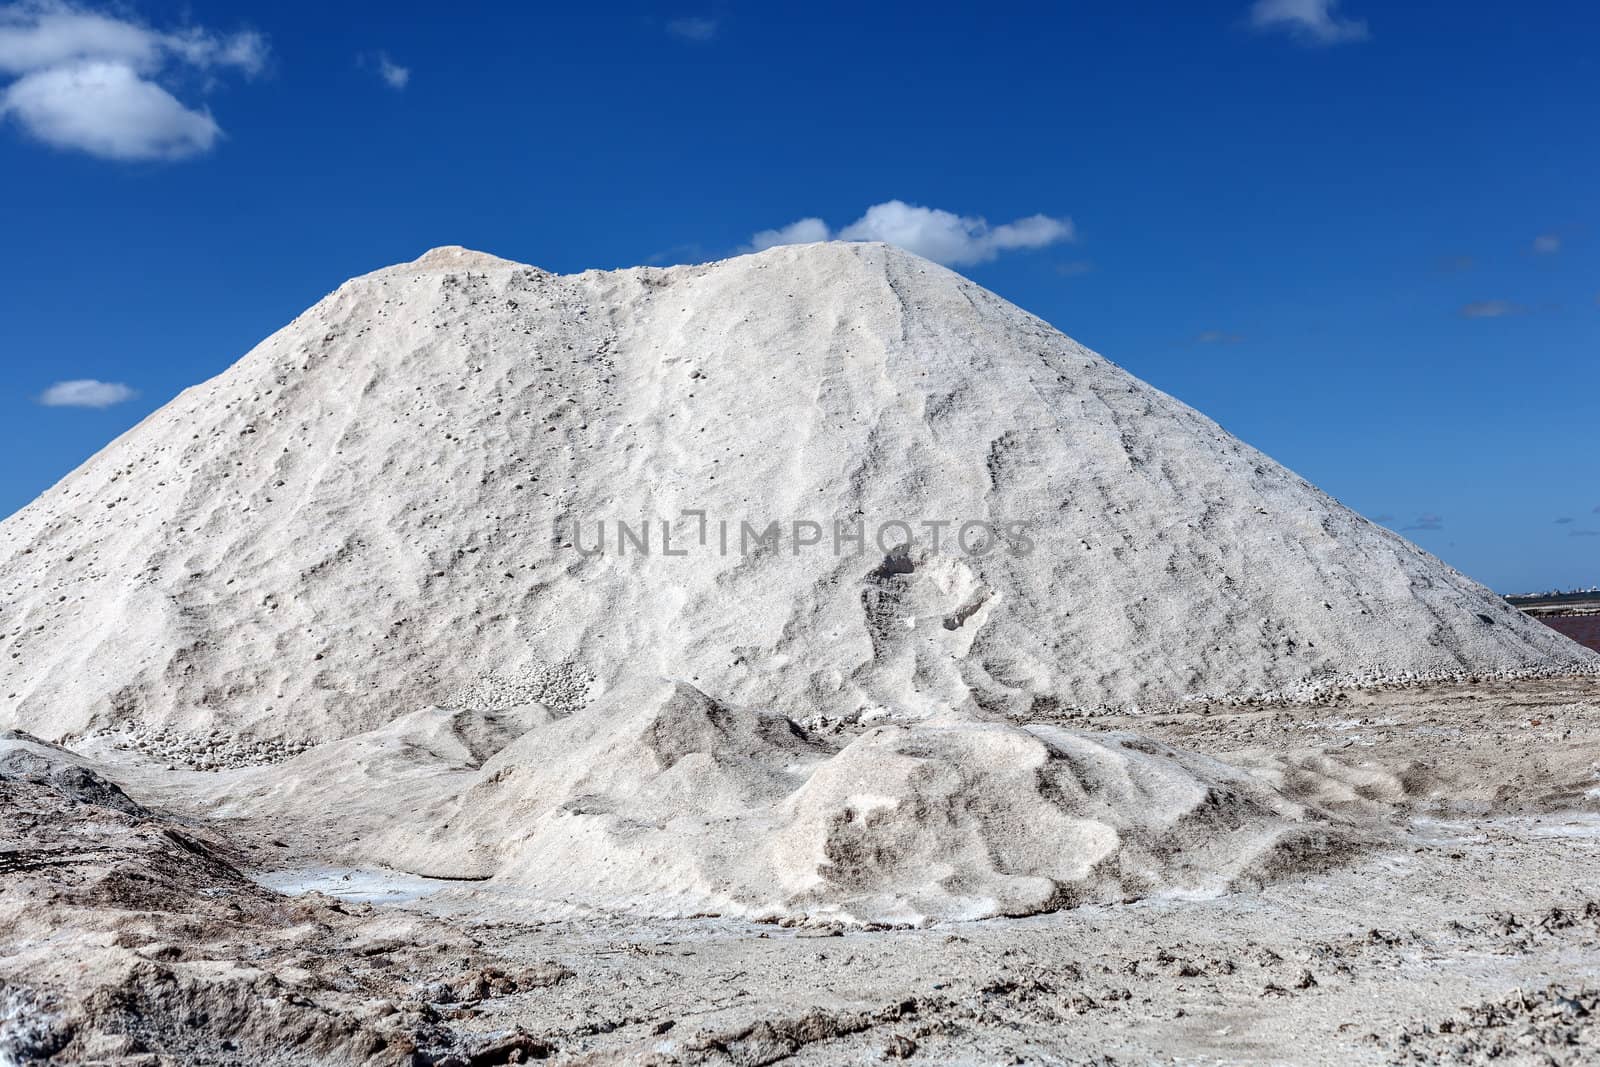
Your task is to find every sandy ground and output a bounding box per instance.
[4,675,1598,1066]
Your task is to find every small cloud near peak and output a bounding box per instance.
[749,217,829,251]
[750,200,1074,267]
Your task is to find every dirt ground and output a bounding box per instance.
[4,676,1599,1066]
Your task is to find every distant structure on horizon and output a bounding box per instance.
[1506,589,1600,654]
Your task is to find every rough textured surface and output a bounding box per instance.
[0,243,1591,746]
[2,677,1596,1066]
[171,679,1356,923]
[318,680,1356,922]
[0,744,531,1067]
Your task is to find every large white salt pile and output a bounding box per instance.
[8,240,1590,922]
[0,241,1591,745]
[0,244,1593,742]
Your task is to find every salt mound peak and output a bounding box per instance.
[0,240,1592,744]
[404,245,530,273]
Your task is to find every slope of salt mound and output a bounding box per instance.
[344,680,1354,923]
[187,703,547,835]
[0,241,1593,743]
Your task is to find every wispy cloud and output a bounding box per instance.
[1459,299,1525,319]
[1571,530,1600,538]
[1194,329,1245,345]
[1249,0,1369,45]
[1401,514,1444,532]
[750,200,1074,267]
[39,378,135,408]
[373,51,408,90]
[0,0,264,160]
[1530,233,1561,255]
[666,17,718,42]
[1556,517,1575,524]
[1056,260,1095,277]
[1437,254,1474,273]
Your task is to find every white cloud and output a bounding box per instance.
[1531,233,1561,255]
[2,60,217,157]
[0,2,264,77]
[666,17,718,42]
[749,200,1074,266]
[376,52,408,90]
[749,217,830,251]
[0,1,263,159]
[1249,0,1369,45]
[0,5,157,72]
[166,27,265,75]
[39,378,135,408]
[840,202,1073,265]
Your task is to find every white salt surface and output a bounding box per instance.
[253,866,460,905]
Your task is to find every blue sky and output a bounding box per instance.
[1,0,1595,592]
